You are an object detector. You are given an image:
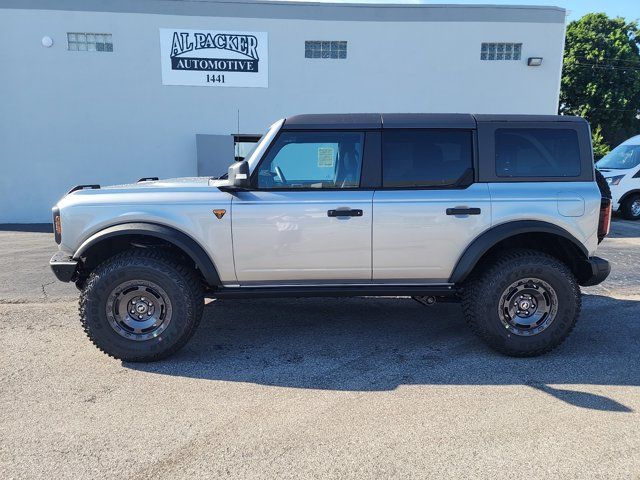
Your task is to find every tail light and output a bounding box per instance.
[52,207,62,244]
[597,198,612,243]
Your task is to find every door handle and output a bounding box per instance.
[328,209,363,217]
[446,207,481,216]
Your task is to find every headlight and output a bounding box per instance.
[606,175,625,186]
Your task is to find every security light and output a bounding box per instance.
[527,57,543,66]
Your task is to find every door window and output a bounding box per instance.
[382,130,473,188]
[256,131,364,189]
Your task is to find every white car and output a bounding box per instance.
[597,135,640,220]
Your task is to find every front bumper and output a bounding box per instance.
[578,256,611,287]
[50,251,78,282]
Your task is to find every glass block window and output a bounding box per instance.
[305,41,347,59]
[481,43,521,61]
[67,33,113,52]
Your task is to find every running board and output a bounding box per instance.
[207,285,458,299]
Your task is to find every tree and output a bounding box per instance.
[591,125,610,159]
[560,13,640,151]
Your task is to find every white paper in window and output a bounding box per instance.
[317,147,335,167]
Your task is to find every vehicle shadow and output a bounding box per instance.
[126,294,640,412]
[0,223,51,233]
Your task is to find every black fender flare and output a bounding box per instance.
[74,222,221,286]
[448,220,589,284]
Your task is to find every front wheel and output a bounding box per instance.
[461,249,581,357]
[80,250,204,361]
[621,194,640,220]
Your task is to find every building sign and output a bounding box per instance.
[159,28,268,87]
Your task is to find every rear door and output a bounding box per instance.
[232,130,375,284]
[373,128,491,282]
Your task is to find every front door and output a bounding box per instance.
[373,129,492,282]
[232,130,373,284]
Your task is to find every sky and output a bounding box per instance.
[421,0,640,21]
[292,0,640,21]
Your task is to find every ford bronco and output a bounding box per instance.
[50,114,612,361]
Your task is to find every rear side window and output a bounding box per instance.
[495,129,581,178]
[382,130,472,188]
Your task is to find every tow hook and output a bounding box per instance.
[412,296,436,307]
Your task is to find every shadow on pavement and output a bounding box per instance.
[0,223,51,233]
[126,293,640,412]
[529,384,632,413]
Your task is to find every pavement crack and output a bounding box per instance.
[41,280,55,300]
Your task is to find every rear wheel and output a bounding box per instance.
[621,194,640,220]
[80,249,204,361]
[461,249,581,357]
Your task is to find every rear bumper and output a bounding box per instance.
[50,251,78,282]
[578,256,611,287]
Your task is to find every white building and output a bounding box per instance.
[0,0,567,223]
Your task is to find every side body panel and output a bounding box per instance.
[372,183,491,282]
[488,181,601,256]
[56,186,237,284]
[231,190,373,284]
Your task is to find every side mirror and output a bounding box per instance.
[225,160,251,190]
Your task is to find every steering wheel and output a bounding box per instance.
[274,166,287,184]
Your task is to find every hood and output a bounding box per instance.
[101,177,215,191]
[56,176,232,209]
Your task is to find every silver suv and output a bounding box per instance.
[50,114,612,361]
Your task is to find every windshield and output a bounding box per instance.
[216,120,282,178]
[597,143,640,170]
[246,119,284,171]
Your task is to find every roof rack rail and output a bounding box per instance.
[67,184,100,194]
[138,177,159,182]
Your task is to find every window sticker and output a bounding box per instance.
[317,147,335,167]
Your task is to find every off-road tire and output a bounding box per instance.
[461,249,581,357]
[79,249,204,362]
[620,194,640,220]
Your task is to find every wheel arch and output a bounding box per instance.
[449,220,589,284]
[619,189,640,205]
[74,222,221,287]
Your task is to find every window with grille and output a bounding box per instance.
[305,41,347,59]
[481,43,521,61]
[67,33,113,52]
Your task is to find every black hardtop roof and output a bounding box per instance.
[282,113,586,130]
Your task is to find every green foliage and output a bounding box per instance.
[591,125,610,160]
[560,13,640,150]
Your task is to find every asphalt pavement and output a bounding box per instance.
[1,219,639,479]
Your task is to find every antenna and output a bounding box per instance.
[236,108,240,161]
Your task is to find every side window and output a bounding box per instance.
[382,130,473,188]
[495,129,581,177]
[257,131,364,189]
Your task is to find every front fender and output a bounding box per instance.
[74,222,222,286]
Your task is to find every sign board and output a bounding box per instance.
[159,28,268,87]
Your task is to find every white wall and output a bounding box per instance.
[0,7,565,222]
